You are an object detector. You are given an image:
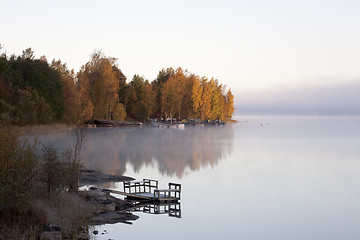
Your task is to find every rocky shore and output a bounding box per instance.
[40,170,138,240]
[80,168,135,186]
[85,187,139,225]
[81,170,139,226]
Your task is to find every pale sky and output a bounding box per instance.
[1,0,360,114]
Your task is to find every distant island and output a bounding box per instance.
[0,48,234,126]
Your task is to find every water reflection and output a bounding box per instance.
[30,125,234,178]
[132,202,181,218]
[84,126,233,177]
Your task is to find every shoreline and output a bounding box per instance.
[38,169,138,239]
[11,118,237,136]
[80,168,135,186]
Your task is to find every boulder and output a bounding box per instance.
[84,188,129,213]
[89,212,139,225]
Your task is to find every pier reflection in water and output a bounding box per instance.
[138,202,181,218]
[129,202,181,219]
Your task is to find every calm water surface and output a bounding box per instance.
[33,116,360,240]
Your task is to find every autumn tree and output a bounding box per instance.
[77,66,94,121]
[112,103,126,121]
[161,68,189,119]
[79,51,126,121]
[180,71,195,119]
[191,75,203,119]
[224,89,235,120]
[51,60,81,124]
[1,47,235,125]
[208,79,225,121]
[152,68,174,117]
[159,68,234,121]
[126,75,155,121]
[89,58,118,118]
[199,78,212,121]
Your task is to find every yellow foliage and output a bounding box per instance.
[113,103,126,121]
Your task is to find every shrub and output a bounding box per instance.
[0,127,38,216]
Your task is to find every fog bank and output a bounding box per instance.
[236,81,360,115]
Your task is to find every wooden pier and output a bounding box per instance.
[99,179,181,203]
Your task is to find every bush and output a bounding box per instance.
[39,145,65,197]
[0,127,38,216]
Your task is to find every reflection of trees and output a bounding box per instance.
[84,126,233,178]
[29,125,234,178]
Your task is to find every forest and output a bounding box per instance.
[0,47,234,125]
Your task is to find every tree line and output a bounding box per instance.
[0,47,234,125]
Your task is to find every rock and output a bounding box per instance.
[93,230,99,235]
[40,224,62,240]
[84,188,128,213]
[80,169,134,186]
[102,202,116,212]
[82,188,140,225]
[89,212,139,225]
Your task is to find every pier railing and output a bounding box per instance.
[121,179,181,202]
[154,182,181,200]
[123,179,159,194]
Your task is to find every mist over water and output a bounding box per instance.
[27,117,360,240]
[236,81,360,115]
[85,126,233,178]
[29,125,234,178]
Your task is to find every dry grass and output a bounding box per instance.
[0,192,94,240]
[0,210,43,240]
[14,123,71,136]
[0,224,36,240]
[45,192,94,238]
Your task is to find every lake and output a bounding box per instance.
[31,116,360,240]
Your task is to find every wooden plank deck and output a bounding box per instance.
[104,188,180,202]
[92,179,181,202]
[122,179,181,201]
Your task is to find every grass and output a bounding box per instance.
[14,123,71,136]
[0,191,94,239]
